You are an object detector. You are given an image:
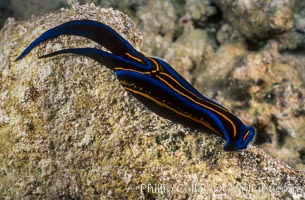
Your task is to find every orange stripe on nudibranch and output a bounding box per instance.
[125,87,222,136]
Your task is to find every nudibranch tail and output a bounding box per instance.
[39,47,145,70]
[15,20,146,63]
[15,19,256,151]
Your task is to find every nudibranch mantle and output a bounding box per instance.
[15,20,255,151]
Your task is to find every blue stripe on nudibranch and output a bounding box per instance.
[15,19,256,151]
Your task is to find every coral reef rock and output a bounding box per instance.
[215,0,295,39]
[0,3,304,199]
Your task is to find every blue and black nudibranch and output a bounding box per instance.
[15,20,255,151]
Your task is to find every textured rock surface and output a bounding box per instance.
[163,29,215,83]
[10,0,65,19]
[214,0,295,39]
[1,3,305,199]
[194,34,305,172]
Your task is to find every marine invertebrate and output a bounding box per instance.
[15,20,255,151]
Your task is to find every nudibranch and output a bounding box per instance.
[15,20,255,151]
